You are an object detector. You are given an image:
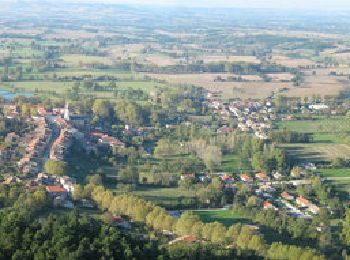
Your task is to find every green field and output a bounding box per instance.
[194,209,251,226]
[277,118,350,134]
[277,117,350,162]
[318,168,350,177]
[4,81,73,93]
[221,154,243,173]
[113,186,197,208]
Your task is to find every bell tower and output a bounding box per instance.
[64,102,70,121]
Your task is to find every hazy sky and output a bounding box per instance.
[71,0,350,10]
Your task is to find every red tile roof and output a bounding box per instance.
[46,185,67,193]
[178,235,197,243]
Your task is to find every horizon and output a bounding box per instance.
[4,0,350,12]
[59,0,350,11]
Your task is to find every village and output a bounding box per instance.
[0,93,335,222]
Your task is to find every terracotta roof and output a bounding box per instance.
[281,191,290,198]
[90,132,104,137]
[46,185,67,193]
[255,172,267,179]
[263,201,273,209]
[296,196,310,206]
[240,174,252,181]
[178,235,197,243]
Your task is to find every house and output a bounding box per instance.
[309,204,320,215]
[111,215,131,229]
[240,174,252,182]
[217,126,233,134]
[99,135,125,149]
[181,173,195,180]
[221,174,234,184]
[273,172,283,179]
[255,172,268,181]
[259,184,275,193]
[46,185,68,199]
[63,183,79,193]
[263,201,277,211]
[169,235,197,245]
[2,176,21,185]
[281,191,294,201]
[296,196,310,207]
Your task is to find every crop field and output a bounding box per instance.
[62,54,114,66]
[284,75,345,98]
[4,81,74,93]
[197,55,261,64]
[271,55,314,68]
[147,73,289,99]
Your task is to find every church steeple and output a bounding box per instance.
[64,102,70,121]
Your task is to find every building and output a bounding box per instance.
[169,235,197,245]
[46,185,68,199]
[296,196,310,207]
[240,174,252,182]
[281,191,294,201]
[255,172,268,181]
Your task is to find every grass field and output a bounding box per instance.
[3,81,73,94]
[278,117,350,161]
[280,143,350,162]
[194,209,251,226]
[62,54,114,66]
[113,186,197,208]
[318,168,350,177]
[277,118,350,134]
[221,154,242,173]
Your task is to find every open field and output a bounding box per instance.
[271,55,314,68]
[318,168,350,177]
[277,118,350,134]
[194,209,251,226]
[3,81,73,93]
[280,143,350,162]
[197,55,261,64]
[62,54,114,66]
[112,187,197,208]
[147,73,290,99]
[221,154,243,173]
[50,69,144,79]
[285,75,345,98]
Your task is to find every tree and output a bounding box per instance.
[92,99,111,118]
[342,208,350,246]
[202,146,222,172]
[175,211,201,235]
[44,159,68,176]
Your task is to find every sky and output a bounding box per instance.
[68,0,350,10]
